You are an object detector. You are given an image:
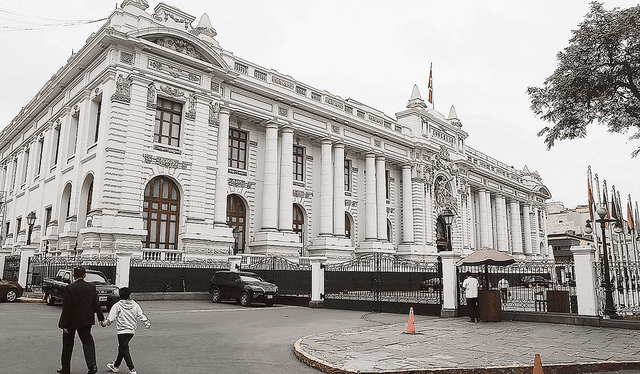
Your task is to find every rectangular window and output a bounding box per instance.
[67,111,79,158]
[91,99,102,144]
[36,138,44,177]
[344,159,351,191]
[293,145,304,181]
[5,221,9,239]
[385,170,390,200]
[45,207,52,236]
[16,218,21,237]
[155,98,182,147]
[21,149,29,185]
[52,126,61,167]
[10,159,17,191]
[228,128,247,169]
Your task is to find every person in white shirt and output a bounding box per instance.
[101,287,150,374]
[498,277,509,303]
[462,272,480,322]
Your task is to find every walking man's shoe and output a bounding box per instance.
[56,369,69,374]
[86,366,98,374]
[107,362,120,373]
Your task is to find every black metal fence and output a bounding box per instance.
[129,258,228,292]
[458,260,577,314]
[324,253,442,315]
[3,254,20,281]
[242,256,311,298]
[595,259,640,318]
[26,256,117,291]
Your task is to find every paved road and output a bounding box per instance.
[1,299,406,373]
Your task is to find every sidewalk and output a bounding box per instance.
[294,315,640,374]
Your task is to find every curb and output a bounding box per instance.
[293,330,640,374]
[18,297,44,303]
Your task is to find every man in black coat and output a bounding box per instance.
[57,267,105,374]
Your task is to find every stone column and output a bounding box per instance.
[214,108,231,227]
[365,153,377,240]
[402,165,414,243]
[278,127,294,231]
[509,199,523,254]
[486,192,494,248]
[439,252,461,318]
[478,189,489,247]
[376,156,387,241]
[532,207,540,254]
[333,143,346,236]
[309,257,328,308]
[228,255,242,272]
[261,122,279,231]
[115,252,132,288]
[319,139,333,236]
[571,246,599,316]
[495,195,508,252]
[522,203,533,255]
[17,249,35,288]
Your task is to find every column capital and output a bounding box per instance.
[402,164,412,170]
[333,142,345,149]
[279,125,294,134]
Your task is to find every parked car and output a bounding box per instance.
[209,270,278,307]
[42,269,119,310]
[522,275,552,288]
[420,278,442,292]
[0,279,23,302]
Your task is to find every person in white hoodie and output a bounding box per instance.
[101,287,150,374]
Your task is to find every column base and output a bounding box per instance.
[356,240,395,254]
[251,230,303,258]
[441,308,458,318]
[308,300,325,308]
[307,236,354,261]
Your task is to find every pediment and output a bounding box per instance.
[144,35,208,62]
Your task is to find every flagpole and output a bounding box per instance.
[615,189,630,308]
[628,194,639,307]
[587,166,599,258]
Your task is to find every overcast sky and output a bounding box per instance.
[1,0,639,214]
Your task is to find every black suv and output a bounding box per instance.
[209,271,278,307]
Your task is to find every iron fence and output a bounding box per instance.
[242,256,311,297]
[26,256,117,291]
[595,259,640,318]
[3,254,20,281]
[458,260,577,314]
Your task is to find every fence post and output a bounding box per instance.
[229,255,242,272]
[439,252,461,317]
[115,252,132,288]
[309,257,327,308]
[18,249,35,288]
[0,251,8,278]
[571,245,599,316]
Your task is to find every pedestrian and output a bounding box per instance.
[462,272,480,322]
[498,277,509,303]
[101,287,151,374]
[57,266,105,374]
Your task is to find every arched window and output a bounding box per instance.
[143,176,180,249]
[345,213,352,239]
[293,204,304,237]
[387,219,392,242]
[227,195,246,253]
[86,181,93,215]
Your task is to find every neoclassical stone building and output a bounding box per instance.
[0,1,551,265]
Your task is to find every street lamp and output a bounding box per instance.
[441,208,454,251]
[585,207,620,318]
[232,226,240,256]
[26,211,36,245]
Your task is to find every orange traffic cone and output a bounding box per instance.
[406,307,415,334]
[533,354,544,374]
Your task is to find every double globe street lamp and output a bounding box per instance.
[585,207,621,318]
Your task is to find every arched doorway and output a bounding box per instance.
[436,216,452,252]
[143,176,180,249]
[227,194,246,253]
[293,204,305,255]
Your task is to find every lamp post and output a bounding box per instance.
[441,208,454,251]
[26,211,36,245]
[232,226,240,256]
[585,207,620,318]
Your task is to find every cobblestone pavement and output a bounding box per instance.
[295,315,640,373]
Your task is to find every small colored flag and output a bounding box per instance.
[428,63,433,104]
[628,199,635,233]
[588,178,595,221]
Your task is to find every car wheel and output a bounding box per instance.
[211,288,222,303]
[5,289,18,302]
[46,292,56,306]
[239,291,252,307]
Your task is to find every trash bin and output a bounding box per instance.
[478,289,501,322]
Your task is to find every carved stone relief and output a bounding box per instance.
[111,74,132,104]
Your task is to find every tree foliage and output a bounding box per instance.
[528,2,640,156]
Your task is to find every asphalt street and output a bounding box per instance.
[1,299,408,374]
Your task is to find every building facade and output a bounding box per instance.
[0,1,551,267]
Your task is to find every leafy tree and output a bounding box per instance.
[528,2,640,156]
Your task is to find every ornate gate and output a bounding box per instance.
[324,253,443,315]
[243,256,311,298]
[3,254,20,282]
